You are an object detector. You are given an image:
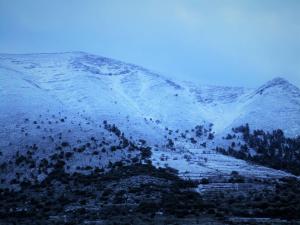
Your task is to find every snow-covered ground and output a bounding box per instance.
[1,52,299,143]
[151,148,290,179]
[0,52,299,186]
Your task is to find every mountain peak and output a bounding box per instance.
[266,77,290,87]
[260,77,296,90]
[253,77,300,97]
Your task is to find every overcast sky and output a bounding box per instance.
[0,0,299,87]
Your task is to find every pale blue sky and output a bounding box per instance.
[0,0,299,87]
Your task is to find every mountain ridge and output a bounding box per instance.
[2,51,298,88]
[0,52,299,139]
[1,52,299,189]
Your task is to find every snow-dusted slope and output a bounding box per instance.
[189,78,300,137]
[227,78,300,137]
[0,52,210,147]
[0,52,299,147]
[0,52,299,186]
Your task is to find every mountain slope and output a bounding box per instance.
[0,52,300,186]
[1,52,299,140]
[0,52,211,147]
[227,77,300,137]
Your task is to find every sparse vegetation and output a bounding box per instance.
[217,124,300,175]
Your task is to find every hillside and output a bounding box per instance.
[1,52,300,224]
[1,53,300,140]
[0,52,300,187]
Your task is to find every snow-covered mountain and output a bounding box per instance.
[0,52,299,186]
[0,52,207,148]
[1,52,299,141]
[189,78,300,137]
